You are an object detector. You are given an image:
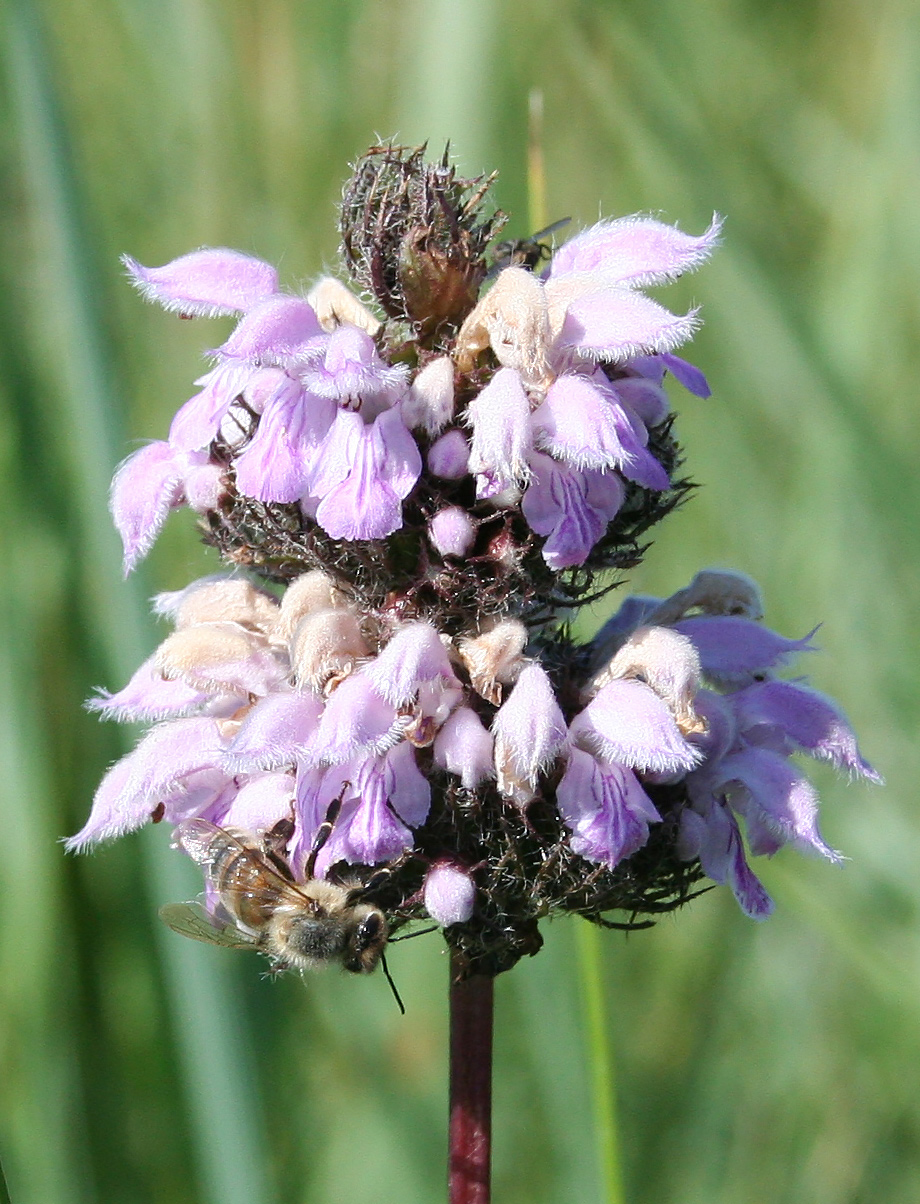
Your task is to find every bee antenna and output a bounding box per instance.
[388,925,438,943]
[380,951,405,1016]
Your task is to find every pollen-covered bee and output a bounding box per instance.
[488,217,571,276]
[159,812,388,976]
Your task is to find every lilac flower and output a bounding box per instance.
[570,678,701,775]
[521,452,625,570]
[75,150,878,983]
[308,407,422,541]
[557,748,661,868]
[304,743,431,874]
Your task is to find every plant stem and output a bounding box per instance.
[448,954,494,1204]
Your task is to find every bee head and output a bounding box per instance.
[342,906,387,974]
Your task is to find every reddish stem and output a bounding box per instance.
[448,955,494,1204]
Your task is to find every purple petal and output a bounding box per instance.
[225,691,325,771]
[312,409,421,541]
[681,804,774,919]
[234,377,335,503]
[66,756,153,849]
[674,617,818,687]
[660,353,711,398]
[365,622,458,707]
[731,681,881,782]
[304,673,404,766]
[217,771,296,831]
[308,409,361,497]
[433,706,495,789]
[122,248,279,317]
[87,654,210,722]
[373,406,423,499]
[532,373,639,473]
[384,740,431,827]
[467,367,533,496]
[715,746,842,862]
[303,324,407,406]
[557,287,701,362]
[522,453,621,570]
[571,678,701,774]
[66,718,226,849]
[424,862,476,926]
[110,442,184,574]
[547,214,722,287]
[608,376,671,427]
[168,361,254,451]
[217,295,323,366]
[557,748,660,868]
[313,758,415,871]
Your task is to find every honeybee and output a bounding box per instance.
[160,815,388,976]
[488,217,571,275]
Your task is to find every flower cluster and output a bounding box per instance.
[73,145,878,977]
[72,565,876,932]
[112,214,715,576]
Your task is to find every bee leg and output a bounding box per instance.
[305,784,350,878]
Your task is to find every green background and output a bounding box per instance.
[1,0,916,1201]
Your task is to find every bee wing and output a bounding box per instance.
[159,901,257,950]
[174,818,321,912]
[172,817,231,867]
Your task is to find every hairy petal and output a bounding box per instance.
[86,655,210,723]
[217,295,323,365]
[168,361,254,452]
[492,664,567,804]
[571,678,701,774]
[547,214,722,288]
[554,285,701,362]
[110,442,184,574]
[365,622,458,707]
[304,673,405,766]
[433,706,495,789]
[467,367,533,497]
[224,691,325,771]
[731,681,881,782]
[674,616,818,687]
[715,746,843,862]
[122,248,279,317]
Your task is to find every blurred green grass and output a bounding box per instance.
[1,0,917,1201]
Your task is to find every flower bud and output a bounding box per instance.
[424,861,476,927]
[427,429,470,479]
[270,571,348,645]
[650,569,765,626]
[305,276,381,336]
[157,577,280,633]
[154,622,284,696]
[402,356,455,435]
[428,507,476,559]
[457,620,527,705]
[289,609,368,693]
